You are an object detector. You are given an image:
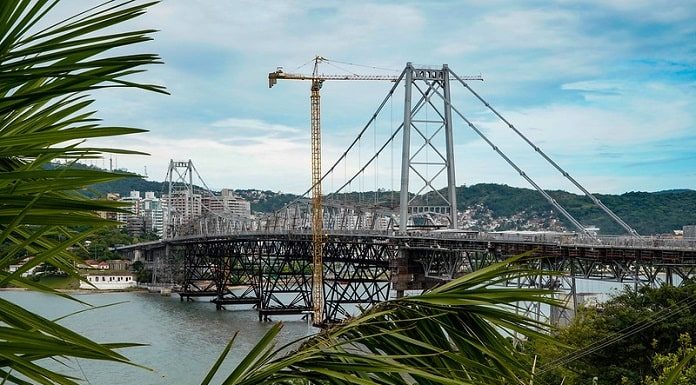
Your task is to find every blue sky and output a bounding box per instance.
[69,0,695,194]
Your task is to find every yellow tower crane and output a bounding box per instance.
[269,56,399,324]
[268,56,481,324]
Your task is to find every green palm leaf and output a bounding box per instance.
[206,256,561,385]
[0,1,165,383]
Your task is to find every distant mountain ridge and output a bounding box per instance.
[76,164,695,236]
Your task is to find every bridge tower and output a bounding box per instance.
[165,159,196,239]
[399,63,458,231]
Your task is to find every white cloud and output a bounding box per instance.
[85,117,361,194]
[143,1,424,59]
[568,0,696,23]
[211,118,301,136]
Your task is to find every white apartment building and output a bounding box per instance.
[116,191,166,237]
[142,191,165,236]
[198,188,251,217]
[116,190,141,223]
[164,190,202,220]
[150,188,252,237]
[220,188,251,217]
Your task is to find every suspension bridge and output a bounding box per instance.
[117,62,696,326]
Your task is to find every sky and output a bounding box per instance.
[60,0,695,194]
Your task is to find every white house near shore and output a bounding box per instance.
[80,273,136,290]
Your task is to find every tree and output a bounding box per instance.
[74,226,135,260]
[644,334,696,385]
[0,0,165,383]
[532,282,696,385]
[204,256,561,385]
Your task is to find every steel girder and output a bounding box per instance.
[179,242,217,299]
[323,237,393,322]
[257,238,313,319]
[175,235,396,324]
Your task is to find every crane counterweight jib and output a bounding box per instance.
[268,68,483,88]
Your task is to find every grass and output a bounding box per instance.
[37,275,80,290]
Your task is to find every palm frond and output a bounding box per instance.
[207,256,561,385]
[0,1,164,383]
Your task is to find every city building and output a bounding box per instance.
[116,190,142,223]
[80,273,136,290]
[166,188,250,221]
[141,191,165,236]
[164,190,202,222]
[684,225,696,240]
[109,188,251,238]
[96,192,120,221]
[113,191,166,237]
[198,189,250,217]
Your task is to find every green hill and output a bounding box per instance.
[454,183,696,235]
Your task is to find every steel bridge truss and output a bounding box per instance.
[400,239,696,326]
[175,235,394,325]
[178,240,261,308]
[173,200,401,238]
[126,232,696,328]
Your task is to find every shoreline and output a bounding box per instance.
[0,287,150,294]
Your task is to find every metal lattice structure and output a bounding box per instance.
[399,64,459,231]
[150,234,394,325]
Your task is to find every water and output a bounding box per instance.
[0,291,310,385]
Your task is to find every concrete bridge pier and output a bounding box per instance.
[391,248,411,298]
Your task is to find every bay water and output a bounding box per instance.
[1,291,309,385]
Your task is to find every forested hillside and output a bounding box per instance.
[455,183,696,235]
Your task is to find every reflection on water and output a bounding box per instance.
[1,291,309,385]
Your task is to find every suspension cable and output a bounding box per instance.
[374,116,378,205]
[390,94,395,206]
[449,70,639,237]
[358,135,362,204]
[425,81,593,238]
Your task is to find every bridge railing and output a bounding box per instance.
[575,235,696,251]
[400,231,696,251]
[163,225,696,252]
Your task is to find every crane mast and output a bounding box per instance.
[309,58,324,324]
[270,56,334,325]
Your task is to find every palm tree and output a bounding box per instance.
[0,0,165,383]
[204,256,560,385]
